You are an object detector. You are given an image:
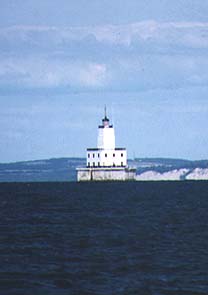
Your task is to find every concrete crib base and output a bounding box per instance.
[77,167,136,181]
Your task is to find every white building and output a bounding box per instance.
[77,109,135,181]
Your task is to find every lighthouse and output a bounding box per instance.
[77,108,136,181]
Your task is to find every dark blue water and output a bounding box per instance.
[0,182,208,295]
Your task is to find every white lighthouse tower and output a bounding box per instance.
[97,107,115,150]
[77,107,135,181]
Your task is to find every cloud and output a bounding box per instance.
[1,21,208,48]
[0,56,108,88]
[0,21,208,91]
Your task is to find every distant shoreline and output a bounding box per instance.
[0,157,208,182]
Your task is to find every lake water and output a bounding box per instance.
[0,181,208,295]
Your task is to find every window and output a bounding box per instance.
[93,153,95,158]
[98,162,100,167]
[121,162,123,166]
[93,162,95,167]
[105,153,107,157]
[113,163,115,167]
[88,162,90,167]
[98,153,100,158]
[121,153,123,157]
[113,153,115,157]
[88,154,90,158]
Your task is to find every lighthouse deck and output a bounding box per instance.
[87,148,126,151]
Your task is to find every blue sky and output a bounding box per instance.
[1,0,208,162]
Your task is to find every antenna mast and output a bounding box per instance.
[104,105,107,118]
